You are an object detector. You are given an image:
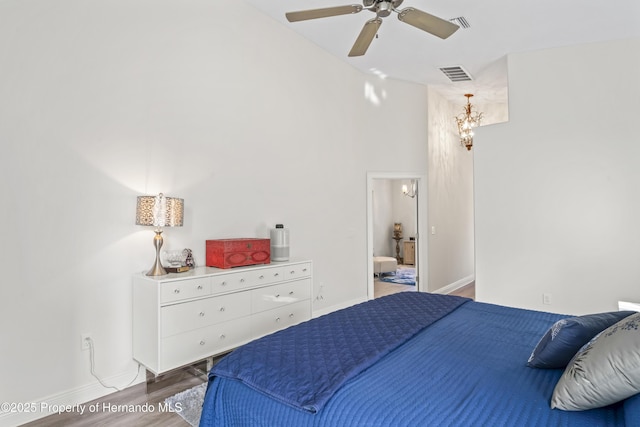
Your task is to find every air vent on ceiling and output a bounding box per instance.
[439,66,473,82]
[449,16,471,29]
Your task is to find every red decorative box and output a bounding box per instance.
[206,238,270,269]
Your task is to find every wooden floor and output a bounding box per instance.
[448,282,475,299]
[374,281,475,299]
[21,372,205,427]
[374,279,417,298]
[374,265,475,300]
[24,281,475,427]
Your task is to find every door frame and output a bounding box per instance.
[366,171,428,299]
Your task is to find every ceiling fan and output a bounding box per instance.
[285,0,459,57]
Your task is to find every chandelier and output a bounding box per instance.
[455,94,483,151]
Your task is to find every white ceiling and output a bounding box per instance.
[244,0,640,107]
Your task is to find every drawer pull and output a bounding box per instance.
[199,312,205,317]
[289,313,294,318]
[174,289,180,294]
[274,273,279,277]
[289,291,294,296]
[221,281,227,286]
[240,278,245,283]
[219,306,225,312]
[197,285,203,290]
[275,294,280,298]
[259,275,265,279]
[220,334,226,340]
[290,270,295,274]
[303,268,308,272]
[200,340,206,346]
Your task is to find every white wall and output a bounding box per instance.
[372,179,394,257]
[475,39,640,314]
[0,1,430,424]
[426,88,475,292]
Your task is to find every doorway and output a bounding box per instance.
[366,172,427,300]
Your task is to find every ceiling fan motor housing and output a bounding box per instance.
[363,0,404,7]
[365,0,404,17]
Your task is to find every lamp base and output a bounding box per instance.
[146,229,168,276]
[146,263,167,276]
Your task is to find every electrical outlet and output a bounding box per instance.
[543,293,552,305]
[316,282,324,301]
[81,333,92,351]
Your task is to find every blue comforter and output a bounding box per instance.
[201,294,634,426]
[209,292,468,413]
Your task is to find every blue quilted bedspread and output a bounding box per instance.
[201,294,634,427]
[209,292,468,413]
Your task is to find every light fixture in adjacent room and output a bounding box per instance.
[135,193,184,276]
[402,180,417,198]
[455,94,483,151]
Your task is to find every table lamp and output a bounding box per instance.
[135,193,184,276]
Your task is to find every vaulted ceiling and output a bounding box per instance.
[245,0,640,109]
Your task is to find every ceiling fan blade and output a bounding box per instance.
[397,7,459,39]
[348,18,382,57]
[286,5,363,22]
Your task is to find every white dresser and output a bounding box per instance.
[133,259,312,375]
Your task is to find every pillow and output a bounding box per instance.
[527,311,635,369]
[551,311,640,411]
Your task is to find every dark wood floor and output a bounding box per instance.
[23,282,475,427]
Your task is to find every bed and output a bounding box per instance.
[199,292,640,426]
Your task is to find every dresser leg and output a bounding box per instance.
[144,360,209,394]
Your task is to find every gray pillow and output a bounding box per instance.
[551,312,640,411]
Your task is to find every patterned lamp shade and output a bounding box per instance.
[136,193,184,276]
[136,194,184,228]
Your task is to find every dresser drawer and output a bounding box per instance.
[133,260,312,375]
[211,266,286,294]
[160,277,211,303]
[161,317,252,372]
[282,262,312,281]
[161,292,252,337]
[251,279,311,313]
[251,301,311,339]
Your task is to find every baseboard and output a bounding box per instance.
[313,296,366,318]
[0,368,145,427]
[432,275,475,295]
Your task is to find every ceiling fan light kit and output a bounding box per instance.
[285,0,459,57]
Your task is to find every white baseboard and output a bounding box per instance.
[0,368,145,427]
[313,296,366,318]
[432,275,475,295]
